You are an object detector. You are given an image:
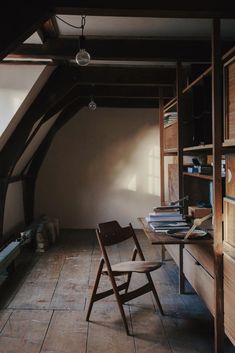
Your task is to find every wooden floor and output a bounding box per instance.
[0,229,235,353]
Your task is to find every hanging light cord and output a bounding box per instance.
[55,15,86,32]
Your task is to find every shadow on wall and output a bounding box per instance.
[35,107,160,228]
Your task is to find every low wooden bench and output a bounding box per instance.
[0,241,21,275]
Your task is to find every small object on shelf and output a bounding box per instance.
[187,166,199,173]
[188,206,212,218]
[198,165,213,175]
[192,158,201,166]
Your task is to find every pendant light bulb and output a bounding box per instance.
[75,16,90,66]
[75,48,90,66]
[88,97,97,111]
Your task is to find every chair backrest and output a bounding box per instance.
[97,220,133,246]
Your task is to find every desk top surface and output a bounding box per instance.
[138,217,214,245]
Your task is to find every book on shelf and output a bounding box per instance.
[149,221,190,231]
[147,212,184,222]
[153,205,182,213]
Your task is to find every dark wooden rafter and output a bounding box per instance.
[10,38,235,63]
[22,102,83,225]
[0,66,85,241]
[0,4,52,61]
[54,1,235,18]
[37,16,59,43]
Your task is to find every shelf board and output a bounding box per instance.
[163,98,177,112]
[183,144,213,152]
[223,140,235,148]
[164,148,178,156]
[164,120,177,129]
[183,172,213,181]
[182,67,212,94]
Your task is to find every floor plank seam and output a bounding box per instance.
[0,310,14,334]
[38,309,54,353]
[48,256,67,308]
[84,237,96,312]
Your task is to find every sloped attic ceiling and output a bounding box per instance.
[0,2,235,243]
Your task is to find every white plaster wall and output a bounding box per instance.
[35,107,160,228]
[0,65,45,136]
[3,182,25,239]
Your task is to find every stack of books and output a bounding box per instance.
[146,206,190,232]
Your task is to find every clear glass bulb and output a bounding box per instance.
[88,99,97,111]
[75,49,90,66]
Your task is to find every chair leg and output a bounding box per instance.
[106,272,131,335]
[86,258,104,321]
[113,288,130,335]
[146,273,164,316]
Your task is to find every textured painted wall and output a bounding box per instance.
[35,107,160,228]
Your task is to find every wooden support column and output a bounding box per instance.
[176,62,185,293]
[176,62,184,199]
[159,88,166,261]
[212,18,224,353]
[159,88,165,205]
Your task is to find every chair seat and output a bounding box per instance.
[103,260,162,275]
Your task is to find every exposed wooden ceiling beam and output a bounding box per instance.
[54,1,235,18]
[69,85,174,98]
[11,38,235,63]
[80,97,159,108]
[61,66,175,86]
[0,4,52,60]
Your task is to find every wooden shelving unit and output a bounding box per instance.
[159,30,235,353]
[183,172,213,181]
[183,144,213,152]
[163,147,178,155]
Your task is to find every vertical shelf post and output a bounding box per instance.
[176,62,185,293]
[212,18,224,353]
[159,88,165,205]
[176,62,184,200]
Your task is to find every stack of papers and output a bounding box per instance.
[146,206,190,232]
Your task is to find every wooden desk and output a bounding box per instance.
[138,217,213,293]
[138,217,213,245]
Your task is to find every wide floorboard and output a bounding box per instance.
[0,229,234,353]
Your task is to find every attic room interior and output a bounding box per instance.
[1,2,235,353]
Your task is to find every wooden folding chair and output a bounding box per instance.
[86,220,164,335]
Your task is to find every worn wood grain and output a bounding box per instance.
[41,310,87,353]
[0,230,234,352]
[0,310,52,353]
